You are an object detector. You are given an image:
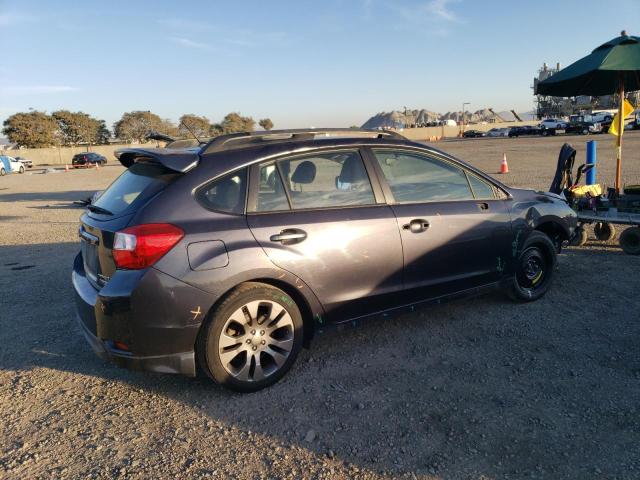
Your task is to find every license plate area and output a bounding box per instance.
[80,228,100,284]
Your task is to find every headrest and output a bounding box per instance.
[291,161,316,184]
[339,156,369,184]
[217,179,240,210]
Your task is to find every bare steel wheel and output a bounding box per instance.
[218,300,295,382]
[198,282,303,392]
[507,231,556,302]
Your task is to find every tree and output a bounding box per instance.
[2,111,59,147]
[220,112,255,134]
[113,111,175,143]
[96,120,111,144]
[159,118,180,139]
[179,114,211,138]
[52,110,107,146]
[259,118,274,131]
[209,123,224,137]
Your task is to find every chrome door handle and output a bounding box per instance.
[270,229,307,245]
[402,219,430,233]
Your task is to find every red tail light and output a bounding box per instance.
[113,223,184,270]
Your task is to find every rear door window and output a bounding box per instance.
[92,162,179,216]
[273,151,375,210]
[256,164,290,212]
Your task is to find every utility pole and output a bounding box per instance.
[461,102,470,136]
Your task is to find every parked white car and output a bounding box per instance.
[539,118,567,129]
[0,155,26,175]
[486,127,510,137]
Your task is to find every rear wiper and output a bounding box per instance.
[87,204,113,215]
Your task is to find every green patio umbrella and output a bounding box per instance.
[536,31,640,193]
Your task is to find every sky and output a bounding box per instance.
[1,0,639,130]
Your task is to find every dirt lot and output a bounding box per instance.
[1,134,639,479]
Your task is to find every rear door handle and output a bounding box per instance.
[270,228,307,245]
[477,202,489,211]
[402,219,430,233]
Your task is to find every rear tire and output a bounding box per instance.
[19,166,24,173]
[507,231,557,302]
[197,282,304,392]
[0,168,5,176]
[594,222,616,241]
[619,227,640,255]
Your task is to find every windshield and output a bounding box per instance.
[92,162,178,215]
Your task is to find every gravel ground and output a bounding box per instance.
[1,135,639,480]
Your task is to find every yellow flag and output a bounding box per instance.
[608,99,635,137]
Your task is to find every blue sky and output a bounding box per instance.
[1,0,639,129]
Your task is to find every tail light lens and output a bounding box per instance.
[113,223,184,270]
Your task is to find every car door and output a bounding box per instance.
[8,157,20,172]
[365,147,513,301]
[246,149,404,322]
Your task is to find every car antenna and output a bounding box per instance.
[179,120,204,144]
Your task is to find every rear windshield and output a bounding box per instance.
[92,162,178,215]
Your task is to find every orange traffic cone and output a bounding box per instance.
[95,162,99,171]
[65,164,69,172]
[499,153,509,174]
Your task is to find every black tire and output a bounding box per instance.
[594,222,616,241]
[619,227,640,255]
[19,166,24,173]
[197,282,304,392]
[507,231,557,302]
[570,226,588,247]
[0,168,5,176]
[582,128,589,135]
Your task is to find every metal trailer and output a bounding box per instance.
[573,207,640,255]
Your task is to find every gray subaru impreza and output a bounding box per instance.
[73,129,577,392]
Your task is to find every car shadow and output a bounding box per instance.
[28,203,87,211]
[0,190,95,203]
[1,241,639,479]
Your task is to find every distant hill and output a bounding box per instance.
[361,108,532,128]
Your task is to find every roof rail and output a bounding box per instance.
[201,128,406,154]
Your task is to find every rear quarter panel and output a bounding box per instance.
[130,159,326,327]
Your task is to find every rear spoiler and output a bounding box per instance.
[114,148,199,173]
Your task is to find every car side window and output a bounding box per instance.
[256,163,290,212]
[276,151,375,209]
[467,173,496,199]
[197,169,247,214]
[372,149,474,203]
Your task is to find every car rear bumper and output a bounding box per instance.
[72,252,214,377]
[75,311,197,375]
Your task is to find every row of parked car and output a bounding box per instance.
[0,152,108,176]
[463,113,638,139]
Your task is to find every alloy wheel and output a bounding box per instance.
[218,300,295,382]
